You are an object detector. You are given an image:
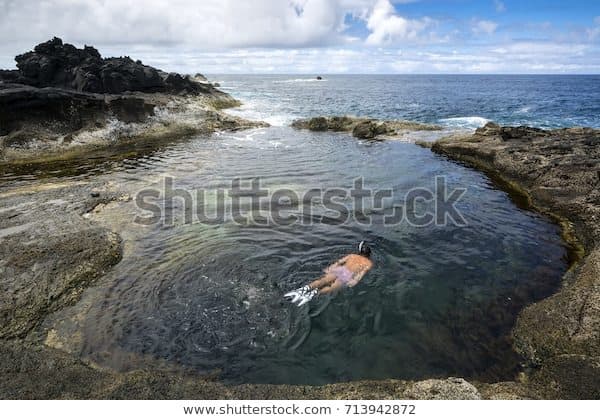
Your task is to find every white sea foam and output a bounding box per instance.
[70,119,144,146]
[516,105,532,114]
[439,116,490,129]
[224,98,295,127]
[69,97,228,146]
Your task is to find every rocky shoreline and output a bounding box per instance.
[0,38,265,163]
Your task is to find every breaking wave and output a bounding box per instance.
[438,116,490,130]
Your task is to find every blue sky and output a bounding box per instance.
[0,0,599,74]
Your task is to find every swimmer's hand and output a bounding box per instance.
[284,286,318,307]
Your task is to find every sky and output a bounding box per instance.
[0,0,599,74]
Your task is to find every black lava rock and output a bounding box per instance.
[1,37,211,96]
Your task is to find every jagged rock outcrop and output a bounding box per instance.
[2,37,215,95]
[0,38,250,161]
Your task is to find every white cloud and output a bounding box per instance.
[494,1,506,13]
[365,0,434,45]
[472,19,498,35]
[0,0,377,48]
[0,0,439,63]
[0,0,598,74]
[110,40,598,75]
[0,0,434,50]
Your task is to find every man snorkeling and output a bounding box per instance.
[284,241,373,306]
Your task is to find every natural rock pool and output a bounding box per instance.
[7,123,565,385]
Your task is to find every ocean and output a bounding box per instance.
[217,74,600,129]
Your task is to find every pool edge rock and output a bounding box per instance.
[427,122,600,399]
[0,339,483,399]
[0,182,125,339]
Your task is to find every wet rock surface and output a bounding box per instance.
[291,116,441,139]
[0,83,155,136]
[0,182,123,338]
[0,339,485,399]
[428,122,600,399]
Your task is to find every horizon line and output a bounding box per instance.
[204,73,600,76]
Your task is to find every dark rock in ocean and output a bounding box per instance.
[292,116,440,139]
[307,116,329,131]
[107,95,156,123]
[2,37,218,96]
[0,38,250,161]
[327,116,354,131]
[0,69,26,84]
[162,72,191,94]
[352,120,376,139]
[352,120,386,139]
[316,76,323,80]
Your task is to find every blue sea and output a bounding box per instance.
[216,74,600,129]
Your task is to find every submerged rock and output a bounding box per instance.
[0,338,485,399]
